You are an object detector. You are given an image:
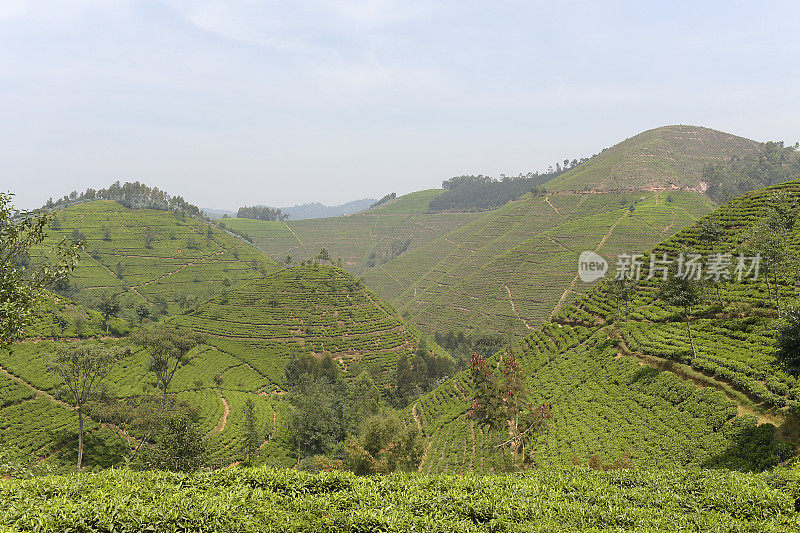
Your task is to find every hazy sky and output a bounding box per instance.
[2,1,799,210]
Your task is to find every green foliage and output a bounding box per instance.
[775,305,800,372]
[236,205,288,221]
[136,413,209,472]
[704,141,800,203]
[1,192,80,347]
[345,411,423,474]
[2,466,800,530]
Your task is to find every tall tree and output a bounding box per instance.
[658,273,705,361]
[132,328,204,406]
[49,343,124,471]
[1,192,80,348]
[242,397,261,463]
[776,305,800,372]
[607,277,635,337]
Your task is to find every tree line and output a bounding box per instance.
[236,205,289,221]
[41,181,205,219]
[429,159,588,213]
[703,141,800,203]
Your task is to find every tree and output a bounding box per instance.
[144,227,156,249]
[345,411,423,475]
[138,412,209,472]
[242,397,261,463]
[284,255,292,268]
[658,273,705,361]
[96,293,121,333]
[776,305,800,372]
[1,192,80,348]
[607,277,635,337]
[742,192,797,312]
[49,343,124,471]
[468,352,502,430]
[316,248,331,263]
[135,303,151,323]
[132,328,204,406]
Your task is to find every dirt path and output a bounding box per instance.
[284,222,303,245]
[379,264,405,290]
[444,238,460,247]
[213,391,230,434]
[662,208,677,234]
[544,197,565,218]
[505,284,534,330]
[551,211,627,318]
[543,234,574,253]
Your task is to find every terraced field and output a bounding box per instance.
[365,190,715,339]
[411,180,800,473]
[38,200,274,319]
[223,190,480,272]
[0,265,428,468]
[172,264,428,389]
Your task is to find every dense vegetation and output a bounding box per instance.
[703,141,800,203]
[236,205,289,221]
[38,200,271,322]
[428,162,585,212]
[2,466,800,531]
[41,181,206,219]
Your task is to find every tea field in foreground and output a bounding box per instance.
[2,466,799,532]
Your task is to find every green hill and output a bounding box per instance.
[0,265,430,469]
[39,200,275,320]
[543,125,762,193]
[410,179,800,473]
[364,190,715,339]
[222,190,480,273]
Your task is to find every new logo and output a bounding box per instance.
[578,251,608,282]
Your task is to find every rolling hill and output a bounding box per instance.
[221,190,481,273]
[543,125,762,193]
[0,265,432,469]
[364,190,715,339]
[38,200,275,321]
[409,179,800,473]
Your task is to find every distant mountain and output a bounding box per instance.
[202,207,237,220]
[280,199,376,220]
[203,199,376,221]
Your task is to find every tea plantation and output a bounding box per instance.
[2,466,799,532]
[365,189,715,339]
[38,200,274,319]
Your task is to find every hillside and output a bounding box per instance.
[543,125,761,193]
[279,198,376,220]
[38,200,275,321]
[222,190,480,273]
[364,190,715,339]
[409,179,800,473]
[0,265,429,469]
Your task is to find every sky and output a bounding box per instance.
[2,1,799,210]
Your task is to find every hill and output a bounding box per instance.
[37,200,275,321]
[364,190,715,339]
[0,265,430,469]
[221,190,480,273]
[409,179,800,473]
[543,125,762,193]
